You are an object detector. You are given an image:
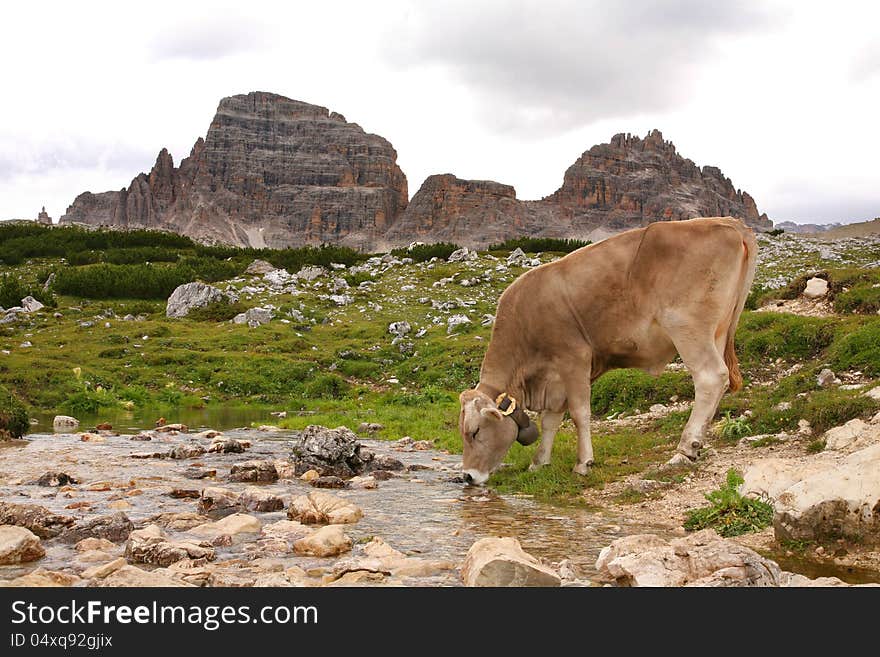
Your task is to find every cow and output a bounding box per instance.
[458,216,758,485]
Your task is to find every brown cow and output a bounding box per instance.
[458,217,757,484]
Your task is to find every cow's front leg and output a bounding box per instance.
[566,382,594,476]
[529,410,565,471]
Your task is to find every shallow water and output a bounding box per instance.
[0,428,666,585]
[29,405,276,435]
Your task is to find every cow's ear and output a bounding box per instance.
[479,407,503,421]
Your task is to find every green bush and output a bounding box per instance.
[591,369,694,416]
[0,386,29,439]
[684,469,773,537]
[187,301,249,322]
[736,312,835,363]
[829,321,880,376]
[336,360,381,379]
[302,374,350,399]
[0,274,55,309]
[119,300,160,316]
[488,237,591,253]
[766,228,785,236]
[391,242,462,263]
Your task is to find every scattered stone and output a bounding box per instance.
[232,307,274,328]
[52,415,79,432]
[198,487,240,514]
[184,467,216,480]
[447,247,477,262]
[461,537,560,587]
[348,475,377,489]
[32,471,78,487]
[125,525,214,566]
[238,487,285,512]
[75,537,116,552]
[130,432,154,441]
[0,525,45,565]
[60,512,134,544]
[817,368,837,387]
[81,557,127,579]
[296,265,326,282]
[208,438,248,454]
[168,443,205,459]
[446,314,471,334]
[311,475,347,489]
[287,491,363,525]
[368,454,404,472]
[190,514,262,540]
[293,525,352,557]
[95,565,187,587]
[300,469,320,482]
[169,488,201,499]
[155,423,188,433]
[865,387,880,402]
[357,422,384,434]
[146,512,212,532]
[1,568,80,587]
[388,321,411,338]
[229,460,279,483]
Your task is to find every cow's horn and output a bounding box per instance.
[516,420,539,446]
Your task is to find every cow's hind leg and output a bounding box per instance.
[671,334,729,460]
[528,410,565,471]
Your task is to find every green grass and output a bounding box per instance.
[715,411,752,441]
[684,469,774,537]
[591,369,694,416]
[0,385,29,439]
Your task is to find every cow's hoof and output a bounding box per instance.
[572,461,593,476]
[662,452,696,470]
[675,439,702,461]
[528,461,549,472]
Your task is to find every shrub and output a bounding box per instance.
[119,300,160,316]
[187,301,249,322]
[591,369,694,416]
[683,469,773,537]
[0,386,29,439]
[488,237,591,253]
[391,242,461,263]
[302,374,350,399]
[102,247,180,265]
[829,321,880,376]
[0,274,55,309]
[766,228,785,236]
[736,312,835,363]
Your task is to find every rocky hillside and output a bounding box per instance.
[389,130,771,248]
[61,93,770,249]
[61,92,408,249]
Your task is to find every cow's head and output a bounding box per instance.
[458,389,520,485]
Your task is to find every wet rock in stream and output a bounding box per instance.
[287,491,363,525]
[288,425,371,478]
[31,471,79,487]
[60,512,134,544]
[0,501,75,538]
[229,459,278,483]
[0,525,46,565]
[125,525,215,567]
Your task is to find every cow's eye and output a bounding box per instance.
[470,428,480,441]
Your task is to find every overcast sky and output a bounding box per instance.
[1,0,878,225]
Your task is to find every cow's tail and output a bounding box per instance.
[723,223,758,393]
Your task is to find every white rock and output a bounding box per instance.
[296,265,326,281]
[864,387,880,402]
[824,418,868,451]
[817,368,837,387]
[190,513,262,538]
[461,537,560,587]
[166,282,228,318]
[293,525,352,557]
[244,259,276,275]
[20,296,44,313]
[0,525,45,565]
[447,248,477,262]
[802,277,829,299]
[287,491,363,525]
[446,314,471,334]
[53,415,79,432]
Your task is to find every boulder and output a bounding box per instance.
[595,530,783,587]
[1,568,80,587]
[293,525,352,557]
[165,282,227,318]
[772,443,880,543]
[60,512,134,544]
[287,491,363,525]
[461,537,561,587]
[20,296,44,313]
[198,487,240,514]
[0,501,75,538]
[288,425,370,478]
[0,525,45,565]
[296,266,326,282]
[232,307,274,327]
[803,277,829,299]
[189,513,262,539]
[125,525,215,566]
[53,415,79,432]
[446,314,471,334]
[824,418,869,451]
[245,259,276,275]
[447,247,478,262]
[817,368,837,387]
